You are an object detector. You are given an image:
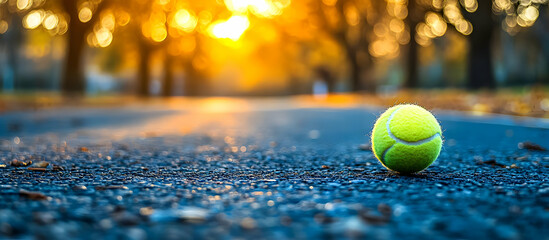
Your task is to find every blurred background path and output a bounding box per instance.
[1,98,547,150]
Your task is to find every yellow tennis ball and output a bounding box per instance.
[371,104,443,173]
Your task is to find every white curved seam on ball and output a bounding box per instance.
[380,145,393,164]
[380,106,403,163]
[386,106,441,146]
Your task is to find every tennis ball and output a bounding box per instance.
[371,104,443,174]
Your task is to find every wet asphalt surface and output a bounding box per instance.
[0,100,548,239]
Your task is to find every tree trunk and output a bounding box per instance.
[183,35,203,96]
[359,23,376,93]
[137,39,151,97]
[59,0,111,95]
[463,0,496,89]
[0,52,2,91]
[361,64,376,92]
[334,31,363,92]
[537,11,549,84]
[404,29,419,88]
[467,33,495,89]
[162,54,174,97]
[183,60,201,96]
[346,49,362,91]
[333,1,363,92]
[61,22,86,95]
[403,0,420,88]
[59,0,87,95]
[1,14,23,91]
[5,44,18,89]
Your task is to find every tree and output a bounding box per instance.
[59,0,111,95]
[402,0,422,88]
[181,33,208,96]
[1,0,115,94]
[461,0,496,89]
[130,0,223,96]
[136,33,153,96]
[410,0,548,89]
[315,0,384,92]
[387,0,442,89]
[127,0,156,97]
[161,51,174,96]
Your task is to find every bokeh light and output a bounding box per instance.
[16,0,32,10]
[23,10,43,29]
[42,13,58,30]
[79,7,93,23]
[173,9,197,32]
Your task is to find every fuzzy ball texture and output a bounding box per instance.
[371,104,443,173]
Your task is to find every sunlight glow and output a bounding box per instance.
[57,19,68,35]
[142,10,168,42]
[95,27,113,47]
[224,0,287,18]
[455,19,473,35]
[225,0,251,13]
[461,0,478,13]
[173,9,198,32]
[209,15,250,41]
[425,12,447,37]
[344,4,360,26]
[369,37,399,58]
[322,0,337,7]
[23,10,43,29]
[101,13,116,31]
[493,0,512,12]
[117,11,131,26]
[432,0,443,9]
[42,13,59,30]
[16,0,32,10]
[151,24,168,42]
[197,10,213,32]
[79,7,93,23]
[517,5,539,27]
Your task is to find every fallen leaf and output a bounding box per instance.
[518,142,546,151]
[27,167,47,171]
[359,210,390,225]
[29,161,49,168]
[10,160,31,167]
[313,213,335,224]
[477,159,507,168]
[515,156,528,161]
[72,185,87,191]
[509,163,519,169]
[19,190,49,200]
[95,185,128,191]
[52,165,65,171]
[377,203,392,217]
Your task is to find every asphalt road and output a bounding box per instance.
[0,99,548,239]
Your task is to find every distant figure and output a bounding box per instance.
[314,66,336,93]
[312,80,328,99]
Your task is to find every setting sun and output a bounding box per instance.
[209,15,250,41]
[224,0,289,18]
